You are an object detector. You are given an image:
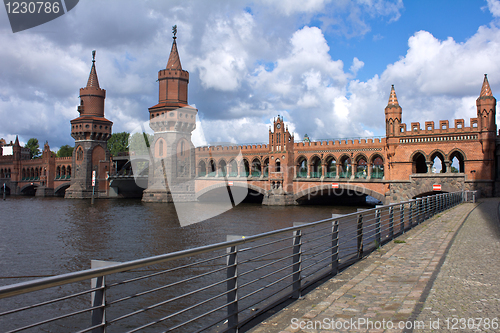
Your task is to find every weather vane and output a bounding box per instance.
[92,50,96,63]
[172,25,177,39]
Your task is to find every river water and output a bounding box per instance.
[0,197,371,282]
[0,196,371,331]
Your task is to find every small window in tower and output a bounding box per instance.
[86,124,90,128]
[441,125,447,130]
[472,122,478,128]
[105,126,108,129]
[457,123,462,129]
[100,126,102,129]
[151,114,154,119]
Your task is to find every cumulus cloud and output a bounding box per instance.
[1,0,498,149]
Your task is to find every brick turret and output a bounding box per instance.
[66,51,113,199]
[385,85,402,137]
[476,74,496,133]
[143,28,198,203]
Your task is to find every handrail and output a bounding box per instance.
[0,190,477,332]
[0,194,440,299]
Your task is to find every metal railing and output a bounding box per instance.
[0,191,477,332]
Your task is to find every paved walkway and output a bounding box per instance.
[249,198,500,332]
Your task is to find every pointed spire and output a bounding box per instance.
[86,50,100,88]
[166,39,182,70]
[480,74,493,98]
[14,135,19,147]
[166,27,182,70]
[388,84,399,106]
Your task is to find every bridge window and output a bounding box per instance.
[325,157,336,178]
[56,166,61,179]
[218,160,227,177]
[262,158,269,177]
[431,152,445,173]
[296,157,307,178]
[242,160,250,177]
[158,140,164,157]
[251,158,262,177]
[180,140,185,156]
[0,169,3,178]
[355,156,367,179]
[208,160,216,177]
[412,153,427,174]
[67,166,71,178]
[61,166,66,177]
[198,160,206,177]
[310,156,321,178]
[76,147,83,161]
[450,151,465,173]
[35,168,39,180]
[229,160,238,177]
[22,168,26,180]
[371,156,384,179]
[339,156,351,178]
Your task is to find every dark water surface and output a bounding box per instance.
[0,196,363,284]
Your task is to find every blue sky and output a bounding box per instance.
[0,0,499,150]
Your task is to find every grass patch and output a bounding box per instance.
[394,239,406,244]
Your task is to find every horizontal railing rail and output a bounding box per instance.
[0,191,477,332]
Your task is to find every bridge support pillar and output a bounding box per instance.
[262,188,297,206]
[35,186,54,197]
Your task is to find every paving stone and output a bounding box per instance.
[249,200,496,333]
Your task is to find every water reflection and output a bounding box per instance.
[0,197,361,283]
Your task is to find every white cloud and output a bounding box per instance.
[347,25,500,133]
[486,0,500,17]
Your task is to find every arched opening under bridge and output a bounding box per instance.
[294,184,384,206]
[54,183,71,197]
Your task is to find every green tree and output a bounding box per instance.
[451,166,459,173]
[129,132,153,155]
[25,138,40,159]
[108,132,129,156]
[57,145,74,157]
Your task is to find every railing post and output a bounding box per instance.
[357,213,364,259]
[418,198,423,224]
[400,203,405,231]
[226,236,241,333]
[91,278,105,333]
[90,260,118,333]
[292,225,303,299]
[426,196,431,219]
[331,220,339,275]
[376,209,383,244]
[408,201,413,228]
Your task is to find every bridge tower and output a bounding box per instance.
[142,30,198,202]
[476,75,497,181]
[385,85,402,137]
[65,51,113,199]
[262,116,296,205]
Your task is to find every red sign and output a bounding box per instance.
[332,183,339,189]
[433,184,441,191]
[228,181,233,186]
